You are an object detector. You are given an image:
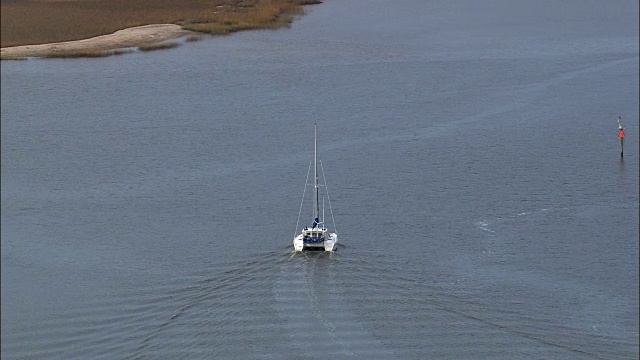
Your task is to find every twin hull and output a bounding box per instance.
[293,230,337,252]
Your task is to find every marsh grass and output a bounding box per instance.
[42,48,135,58]
[138,42,181,52]
[112,48,136,56]
[45,50,112,58]
[1,0,321,48]
[1,56,28,61]
[185,35,205,42]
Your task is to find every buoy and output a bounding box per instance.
[617,116,625,158]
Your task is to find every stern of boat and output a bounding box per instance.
[324,233,338,251]
[293,235,304,252]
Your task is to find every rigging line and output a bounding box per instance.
[295,159,313,237]
[320,160,337,235]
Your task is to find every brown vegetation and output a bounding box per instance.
[1,0,322,48]
[44,49,112,58]
[138,41,181,52]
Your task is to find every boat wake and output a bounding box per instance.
[4,243,635,359]
[273,251,394,358]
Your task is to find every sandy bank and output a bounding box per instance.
[0,24,194,59]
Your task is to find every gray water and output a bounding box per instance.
[2,0,638,359]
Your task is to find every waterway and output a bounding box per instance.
[2,0,638,358]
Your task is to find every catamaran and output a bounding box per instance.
[293,126,338,252]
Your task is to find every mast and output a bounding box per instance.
[313,125,319,227]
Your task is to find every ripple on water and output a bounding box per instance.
[2,246,636,359]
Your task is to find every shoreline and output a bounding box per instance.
[0,24,196,60]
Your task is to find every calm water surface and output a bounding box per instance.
[2,0,638,359]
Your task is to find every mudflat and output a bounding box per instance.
[0,24,192,59]
[0,0,319,59]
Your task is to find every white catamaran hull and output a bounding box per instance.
[293,232,337,252]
